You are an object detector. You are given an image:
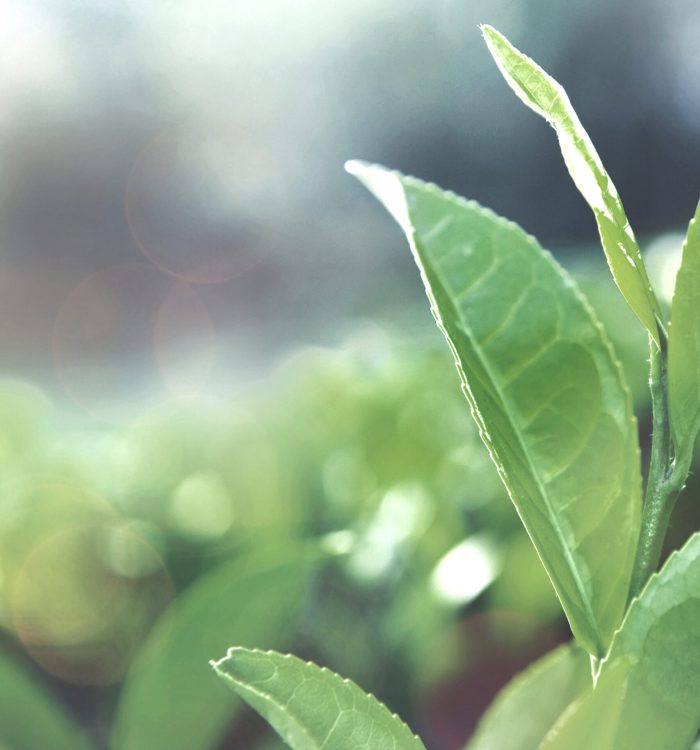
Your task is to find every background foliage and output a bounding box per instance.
[1,2,700,749]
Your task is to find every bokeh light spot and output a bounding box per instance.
[431,535,501,606]
[168,470,234,540]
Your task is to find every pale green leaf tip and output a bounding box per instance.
[345,159,412,235]
[343,158,368,177]
[479,24,505,50]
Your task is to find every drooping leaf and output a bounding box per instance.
[212,648,426,750]
[0,646,92,750]
[668,198,700,461]
[481,25,661,346]
[543,531,700,749]
[466,643,590,750]
[112,547,317,750]
[346,161,642,655]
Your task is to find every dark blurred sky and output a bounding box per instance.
[1,0,699,418]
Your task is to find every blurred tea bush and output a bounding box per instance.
[1,255,690,750]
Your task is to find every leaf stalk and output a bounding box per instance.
[628,335,691,601]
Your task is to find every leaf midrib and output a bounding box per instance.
[215,666,322,750]
[402,184,602,653]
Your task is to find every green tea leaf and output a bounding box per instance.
[0,646,92,750]
[668,198,700,460]
[467,644,590,750]
[538,658,633,750]
[544,531,700,749]
[481,25,661,346]
[113,548,317,750]
[212,648,426,750]
[346,162,642,655]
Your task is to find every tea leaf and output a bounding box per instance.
[668,198,700,461]
[543,531,700,749]
[481,25,661,346]
[467,644,590,750]
[346,162,642,655]
[113,547,317,750]
[212,648,426,750]
[0,647,93,750]
[538,658,633,750]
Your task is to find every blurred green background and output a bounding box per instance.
[0,1,699,749]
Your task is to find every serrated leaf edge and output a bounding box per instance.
[211,647,425,748]
[600,529,700,668]
[479,25,662,346]
[347,160,642,654]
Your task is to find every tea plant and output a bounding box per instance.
[213,25,700,750]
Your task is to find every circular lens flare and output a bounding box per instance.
[11,522,173,685]
[154,281,217,397]
[125,134,261,284]
[52,263,171,422]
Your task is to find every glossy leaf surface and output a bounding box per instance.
[668,198,700,459]
[113,548,316,750]
[213,648,426,750]
[544,531,700,749]
[482,25,661,345]
[0,647,92,750]
[467,644,590,750]
[347,161,642,655]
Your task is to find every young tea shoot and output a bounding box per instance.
[213,25,700,750]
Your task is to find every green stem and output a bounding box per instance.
[628,336,690,601]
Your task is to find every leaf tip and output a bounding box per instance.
[480,24,507,54]
[344,159,367,176]
[210,646,247,672]
[344,160,412,236]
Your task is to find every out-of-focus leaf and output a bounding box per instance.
[0,646,92,750]
[668,199,700,460]
[347,161,641,656]
[481,25,661,345]
[544,531,700,749]
[466,644,590,750]
[212,648,426,750]
[112,548,317,750]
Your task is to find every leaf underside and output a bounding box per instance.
[544,531,700,749]
[347,161,642,655]
[213,648,426,750]
[668,198,700,458]
[466,643,590,750]
[481,25,661,346]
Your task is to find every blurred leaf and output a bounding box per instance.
[467,643,590,750]
[490,533,561,620]
[0,646,92,750]
[347,162,641,656]
[212,648,426,750]
[544,531,700,749]
[113,547,318,750]
[481,25,661,345]
[668,198,700,461]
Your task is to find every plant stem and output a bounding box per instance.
[628,335,689,601]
